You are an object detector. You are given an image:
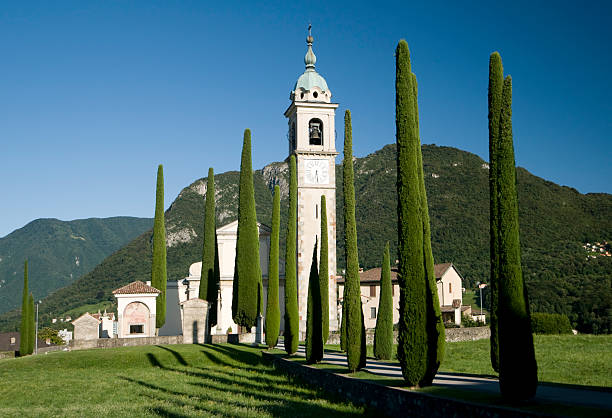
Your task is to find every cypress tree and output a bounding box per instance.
[343,109,366,372]
[19,260,29,356]
[497,76,538,400]
[306,240,324,363]
[232,129,262,328]
[319,195,329,343]
[395,40,434,386]
[200,167,218,327]
[152,164,167,330]
[374,242,393,360]
[284,155,299,354]
[28,293,35,355]
[412,73,445,385]
[488,52,503,373]
[340,299,347,351]
[265,185,281,348]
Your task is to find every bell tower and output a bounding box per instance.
[284,26,338,336]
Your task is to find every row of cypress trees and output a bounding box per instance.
[19,260,35,356]
[488,52,538,401]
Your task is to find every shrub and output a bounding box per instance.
[531,313,572,334]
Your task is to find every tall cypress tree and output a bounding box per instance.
[395,40,429,386]
[28,293,35,355]
[497,76,538,400]
[319,195,329,343]
[152,164,167,330]
[343,109,366,372]
[232,129,262,328]
[306,240,324,363]
[284,155,299,354]
[488,52,503,373]
[374,242,393,360]
[213,233,220,326]
[412,73,445,385]
[19,260,29,356]
[265,185,281,349]
[340,299,347,351]
[200,167,218,327]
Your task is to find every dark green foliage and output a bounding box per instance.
[211,234,220,327]
[19,260,30,355]
[306,240,324,363]
[319,195,329,343]
[200,168,218,327]
[284,155,299,354]
[497,76,538,400]
[0,217,152,316]
[265,186,281,348]
[340,300,347,351]
[28,293,35,355]
[488,51,504,373]
[531,313,572,334]
[374,242,393,360]
[396,39,440,387]
[152,164,167,329]
[232,129,262,329]
[343,110,366,372]
[412,73,445,385]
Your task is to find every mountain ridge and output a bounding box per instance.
[0,144,609,333]
[0,216,153,314]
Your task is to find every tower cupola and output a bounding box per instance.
[292,25,331,103]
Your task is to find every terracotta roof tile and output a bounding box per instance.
[337,263,453,284]
[112,281,161,295]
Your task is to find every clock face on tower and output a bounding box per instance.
[304,159,329,185]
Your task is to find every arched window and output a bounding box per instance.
[309,118,323,146]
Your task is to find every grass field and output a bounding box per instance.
[326,334,612,387]
[0,344,371,417]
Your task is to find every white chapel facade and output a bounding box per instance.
[285,29,338,335]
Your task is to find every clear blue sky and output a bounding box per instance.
[1,1,610,237]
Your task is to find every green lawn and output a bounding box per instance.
[326,334,612,387]
[0,344,371,417]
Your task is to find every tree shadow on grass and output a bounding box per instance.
[154,345,188,366]
[133,350,372,417]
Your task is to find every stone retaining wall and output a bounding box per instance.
[263,353,541,418]
[69,335,183,351]
[445,326,491,342]
[326,326,490,345]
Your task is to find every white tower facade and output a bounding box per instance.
[284,30,338,336]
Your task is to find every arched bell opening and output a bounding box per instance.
[309,118,323,146]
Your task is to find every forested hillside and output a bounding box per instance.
[0,217,153,314]
[0,144,609,333]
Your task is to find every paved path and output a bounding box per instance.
[276,342,612,411]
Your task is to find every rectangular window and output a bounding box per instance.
[370,307,377,319]
[370,285,376,297]
[129,324,144,334]
[449,283,452,293]
[392,284,395,296]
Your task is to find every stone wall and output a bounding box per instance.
[326,326,490,345]
[263,353,538,418]
[69,335,183,351]
[444,326,491,342]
